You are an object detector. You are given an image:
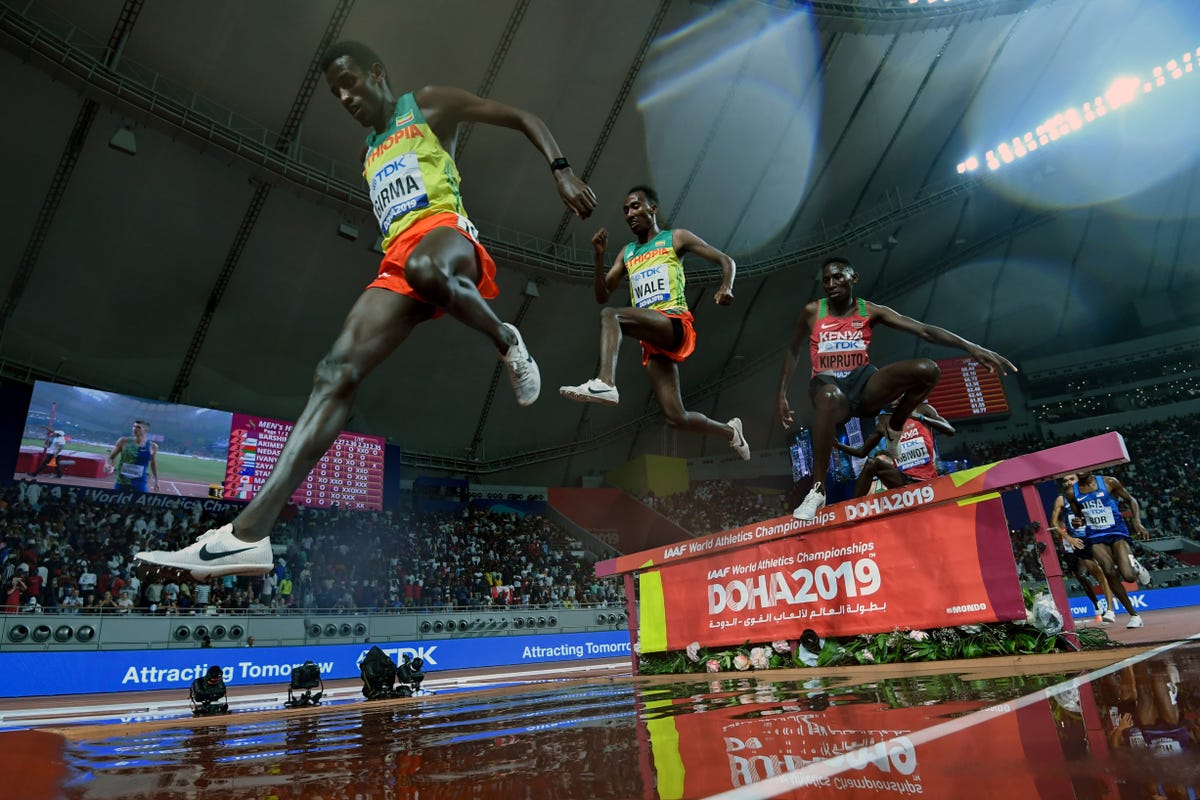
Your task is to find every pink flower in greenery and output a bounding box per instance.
[771,640,791,654]
[733,654,751,671]
[749,647,770,670]
[706,659,720,673]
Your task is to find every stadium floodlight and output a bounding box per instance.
[956,47,1199,175]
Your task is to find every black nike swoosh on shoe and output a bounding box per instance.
[199,544,259,561]
[587,387,611,394]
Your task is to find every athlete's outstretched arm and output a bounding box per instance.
[673,229,736,305]
[415,85,597,219]
[591,228,627,304]
[913,403,955,437]
[833,421,885,458]
[1050,496,1086,549]
[1108,477,1150,539]
[868,303,1017,375]
[777,302,818,429]
[1050,495,1067,532]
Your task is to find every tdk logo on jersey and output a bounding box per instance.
[356,645,438,666]
[371,158,409,189]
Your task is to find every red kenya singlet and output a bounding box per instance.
[810,298,873,378]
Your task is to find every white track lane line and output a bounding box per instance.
[699,633,1200,800]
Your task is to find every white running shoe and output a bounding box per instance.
[1101,609,1116,625]
[1126,614,1144,629]
[134,524,273,579]
[500,323,540,407]
[559,378,619,406]
[1129,555,1152,586]
[793,483,826,521]
[883,422,903,461]
[727,417,751,461]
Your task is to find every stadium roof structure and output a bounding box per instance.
[1,0,1197,483]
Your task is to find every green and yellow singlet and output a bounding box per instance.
[623,230,687,313]
[363,93,468,250]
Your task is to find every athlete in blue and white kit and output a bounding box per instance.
[1051,473,1114,624]
[1066,471,1151,629]
[103,420,159,493]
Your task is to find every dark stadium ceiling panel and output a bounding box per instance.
[0,0,1198,478]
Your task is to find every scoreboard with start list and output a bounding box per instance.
[925,357,1010,421]
[224,413,385,510]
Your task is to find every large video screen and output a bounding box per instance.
[16,382,384,510]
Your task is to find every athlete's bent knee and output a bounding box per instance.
[404,253,447,304]
[913,358,941,387]
[813,385,845,408]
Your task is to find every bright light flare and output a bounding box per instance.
[637,0,820,252]
[959,50,1197,177]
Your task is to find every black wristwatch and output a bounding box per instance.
[550,157,571,173]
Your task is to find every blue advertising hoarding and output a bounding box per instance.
[1066,583,1200,618]
[0,630,633,698]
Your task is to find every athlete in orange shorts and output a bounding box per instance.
[371,211,499,315]
[137,41,596,578]
[559,186,751,461]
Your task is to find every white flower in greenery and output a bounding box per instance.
[733,654,751,671]
[633,641,641,655]
[686,642,701,663]
[771,640,790,654]
[749,647,770,670]
[706,659,721,674]
[959,624,982,634]
[858,650,876,663]
[908,630,930,642]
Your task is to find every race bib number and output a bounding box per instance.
[1082,504,1115,528]
[631,265,670,308]
[897,438,930,470]
[370,153,429,232]
[120,463,145,479]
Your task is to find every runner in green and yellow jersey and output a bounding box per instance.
[559,186,751,461]
[136,41,596,579]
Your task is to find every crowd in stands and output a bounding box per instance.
[0,481,623,616]
[646,481,786,537]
